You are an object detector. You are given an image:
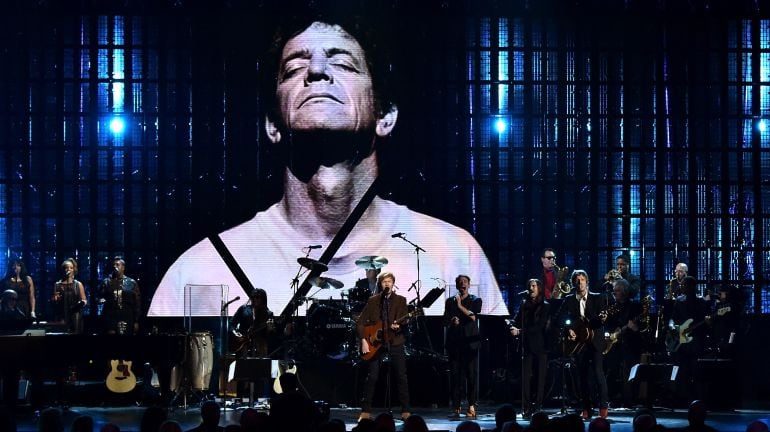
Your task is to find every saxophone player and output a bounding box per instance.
[537,248,570,300]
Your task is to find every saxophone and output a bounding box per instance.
[551,262,571,299]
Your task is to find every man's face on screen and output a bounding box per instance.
[274,22,377,134]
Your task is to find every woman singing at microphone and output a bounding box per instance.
[53,258,87,334]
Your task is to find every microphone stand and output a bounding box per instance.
[520,296,527,417]
[393,234,434,352]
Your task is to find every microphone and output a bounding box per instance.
[307,245,322,249]
[408,282,417,292]
[391,232,405,238]
[516,290,529,295]
[224,296,241,307]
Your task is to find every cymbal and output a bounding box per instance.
[309,276,344,289]
[355,255,389,270]
[297,257,328,273]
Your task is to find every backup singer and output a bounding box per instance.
[508,279,550,418]
[2,259,36,319]
[52,258,87,334]
[443,274,483,418]
[97,257,141,335]
[556,270,609,419]
[230,288,274,357]
[356,272,411,421]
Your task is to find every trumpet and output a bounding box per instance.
[604,269,623,282]
[551,263,572,299]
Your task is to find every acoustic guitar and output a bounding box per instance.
[229,317,279,354]
[105,359,137,393]
[360,308,423,361]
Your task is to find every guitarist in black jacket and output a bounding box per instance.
[668,275,709,404]
[603,279,644,408]
[356,272,411,422]
[555,270,610,420]
[230,288,274,357]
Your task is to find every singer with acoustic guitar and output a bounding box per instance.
[356,271,411,422]
[230,288,274,357]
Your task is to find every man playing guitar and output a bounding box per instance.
[356,272,411,422]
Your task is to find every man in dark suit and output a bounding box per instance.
[509,279,550,418]
[356,272,411,421]
[444,274,483,418]
[556,270,610,419]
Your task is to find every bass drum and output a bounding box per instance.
[308,303,351,359]
[188,331,214,390]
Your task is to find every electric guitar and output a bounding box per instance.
[602,296,652,355]
[665,306,731,353]
[360,308,423,361]
[105,359,137,393]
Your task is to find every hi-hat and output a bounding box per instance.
[297,257,329,273]
[309,276,344,289]
[355,255,389,270]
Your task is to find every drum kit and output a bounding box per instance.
[295,254,389,360]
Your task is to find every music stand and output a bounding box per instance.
[233,358,278,408]
[628,363,678,410]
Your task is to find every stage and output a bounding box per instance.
[8,404,770,432]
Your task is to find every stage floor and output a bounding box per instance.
[9,404,770,432]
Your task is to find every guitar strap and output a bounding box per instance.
[209,233,257,298]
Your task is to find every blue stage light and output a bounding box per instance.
[758,119,767,133]
[495,118,507,133]
[109,117,125,135]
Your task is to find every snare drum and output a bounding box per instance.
[188,331,214,390]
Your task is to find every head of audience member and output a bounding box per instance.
[199,400,221,427]
[352,418,375,432]
[562,413,587,432]
[402,415,428,432]
[495,403,517,430]
[746,421,770,432]
[588,417,610,432]
[38,408,64,432]
[501,420,524,432]
[239,408,268,432]
[223,425,240,432]
[530,411,549,431]
[99,424,120,432]
[318,418,347,432]
[632,413,657,432]
[373,413,395,432]
[456,420,481,432]
[70,416,93,432]
[157,421,182,432]
[687,400,709,427]
[139,406,168,432]
[278,371,299,393]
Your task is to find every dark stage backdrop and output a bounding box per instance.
[1,1,769,319]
